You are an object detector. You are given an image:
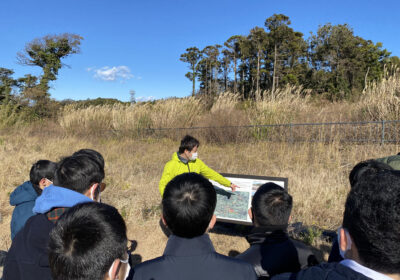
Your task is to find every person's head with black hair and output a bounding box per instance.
[54,155,104,201]
[72,149,106,192]
[348,159,393,188]
[249,183,292,227]
[48,202,129,280]
[162,172,217,238]
[72,148,105,170]
[339,169,400,277]
[29,160,57,195]
[178,135,200,161]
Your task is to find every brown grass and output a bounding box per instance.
[0,129,398,262]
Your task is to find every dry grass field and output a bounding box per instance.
[0,71,399,265]
[0,128,398,263]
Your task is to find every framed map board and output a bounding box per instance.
[210,173,288,225]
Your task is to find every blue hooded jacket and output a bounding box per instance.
[9,181,38,240]
[33,185,93,214]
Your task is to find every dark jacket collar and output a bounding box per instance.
[164,234,215,257]
[177,152,189,164]
[246,225,289,245]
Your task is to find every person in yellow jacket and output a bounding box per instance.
[159,135,238,196]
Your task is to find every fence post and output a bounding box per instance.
[289,123,293,143]
[381,120,385,145]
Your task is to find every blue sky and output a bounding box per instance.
[1,0,399,102]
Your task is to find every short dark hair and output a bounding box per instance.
[54,155,104,194]
[29,160,57,195]
[349,159,393,188]
[72,149,105,170]
[49,202,127,280]
[251,183,292,226]
[343,169,400,274]
[162,173,216,238]
[178,135,200,154]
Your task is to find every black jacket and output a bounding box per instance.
[3,214,54,280]
[133,234,257,280]
[236,226,319,279]
[271,262,374,280]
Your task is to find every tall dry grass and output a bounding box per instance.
[0,129,399,262]
[359,68,400,120]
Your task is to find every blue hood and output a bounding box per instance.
[10,181,38,206]
[33,185,93,214]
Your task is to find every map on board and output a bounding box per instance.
[210,174,288,225]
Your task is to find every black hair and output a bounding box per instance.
[54,155,104,194]
[48,202,127,280]
[29,160,57,195]
[343,169,400,274]
[349,159,393,188]
[251,183,292,226]
[178,135,200,154]
[162,173,216,238]
[72,149,105,170]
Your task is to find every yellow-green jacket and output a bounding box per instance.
[159,152,231,196]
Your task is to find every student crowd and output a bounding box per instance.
[2,136,400,280]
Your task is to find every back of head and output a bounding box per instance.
[49,202,127,280]
[251,183,292,227]
[162,173,216,238]
[29,160,57,194]
[54,155,104,194]
[349,159,393,188]
[72,149,105,170]
[343,169,400,274]
[178,135,200,154]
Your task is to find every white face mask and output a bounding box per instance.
[338,227,352,259]
[108,258,131,280]
[189,152,198,161]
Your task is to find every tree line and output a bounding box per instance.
[180,14,400,100]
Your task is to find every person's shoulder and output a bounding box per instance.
[281,262,369,280]
[213,252,256,271]
[132,256,166,278]
[235,243,260,261]
[133,256,165,271]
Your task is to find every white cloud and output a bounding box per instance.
[87,66,134,82]
[136,96,155,102]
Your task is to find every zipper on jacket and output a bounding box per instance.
[187,162,190,173]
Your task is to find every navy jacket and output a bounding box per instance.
[9,181,39,239]
[271,262,373,280]
[3,214,54,280]
[3,185,93,280]
[133,234,257,280]
[236,226,319,279]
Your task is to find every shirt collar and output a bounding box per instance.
[164,234,215,257]
[340,259,394,280]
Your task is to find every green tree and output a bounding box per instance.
[17,33,83,98]
[265,14,307,92]
[248,27,268,95]
[224,35,242,93]
[0,68,16,102]
[180,47,202,96]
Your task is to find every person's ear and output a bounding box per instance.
[161,214,168,227]
[248,208,253,220]
[208,214,217,231]
[339,228,348,253]
[38,178,47,190]
[107,259,120,280]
